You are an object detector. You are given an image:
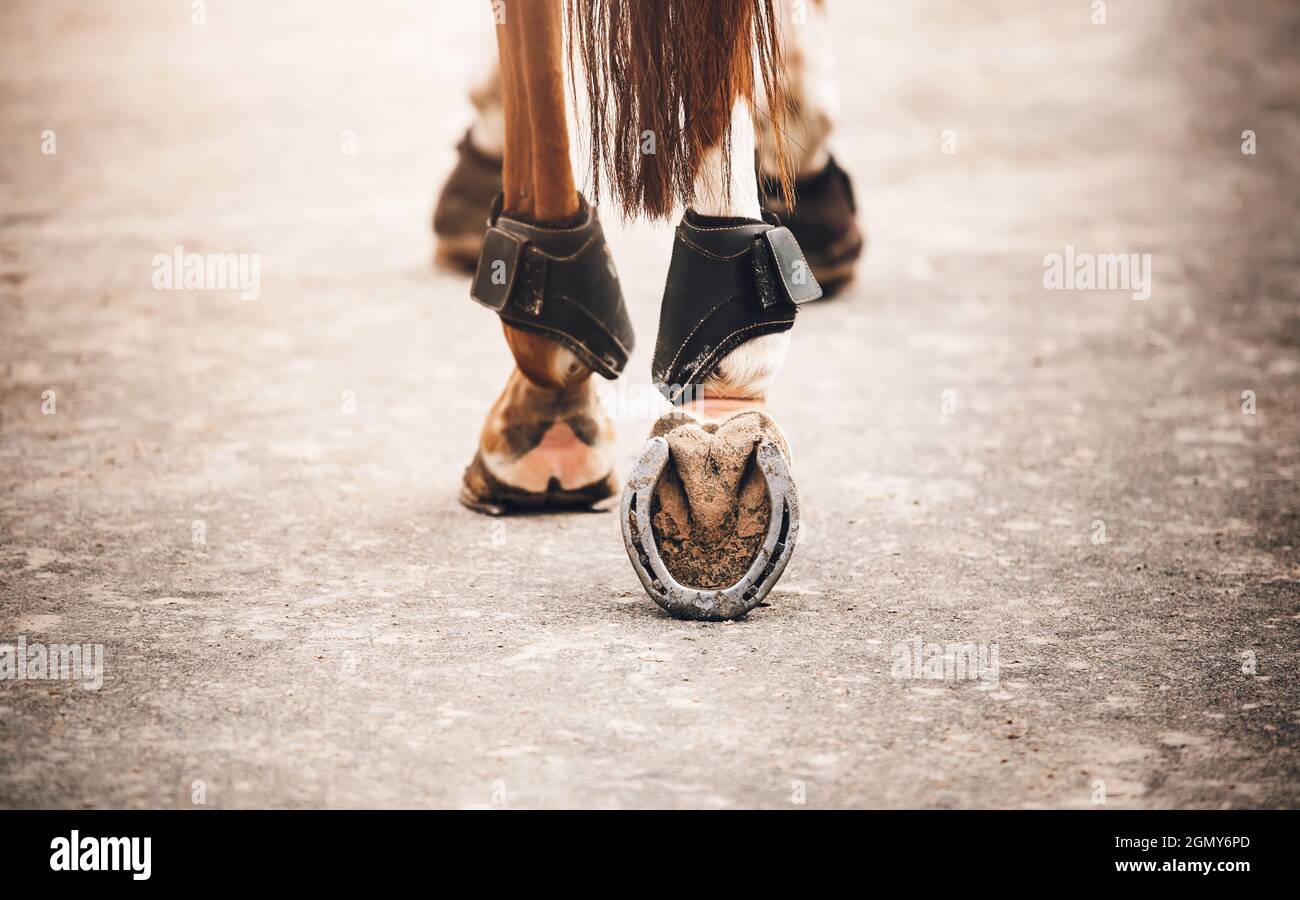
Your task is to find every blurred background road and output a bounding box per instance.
[1,0,1297,807]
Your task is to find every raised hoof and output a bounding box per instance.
[621,411,799,621]
[460,450,617,516]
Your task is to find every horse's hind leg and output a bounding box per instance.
[432,52,503,271]
[461,0,632,515]
[755,0,863,295]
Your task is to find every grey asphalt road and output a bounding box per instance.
[1,0,1297,808]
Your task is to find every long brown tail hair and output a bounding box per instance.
[565,0,792,220]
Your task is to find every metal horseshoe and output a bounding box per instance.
[621,436,800,621]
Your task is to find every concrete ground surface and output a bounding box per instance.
[1,0,1297,808]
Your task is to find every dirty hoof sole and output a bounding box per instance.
[621,436,799,621]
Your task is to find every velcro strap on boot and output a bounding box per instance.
[651,212,822,403]
[761,226,822,306]
[471,226,525,311]
[470,194,634,379]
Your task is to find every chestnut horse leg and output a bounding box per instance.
[460,0,618,515]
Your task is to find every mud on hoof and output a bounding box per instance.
[622,410,800,621]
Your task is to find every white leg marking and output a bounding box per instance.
[692,103,791,404]
[692,101,762,219]
[702,331,790,401]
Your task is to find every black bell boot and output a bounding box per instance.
[651,210,822,403]
[471,194,634,379]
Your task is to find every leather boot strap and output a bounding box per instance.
[651,213,821,402]
[471,194,634,379]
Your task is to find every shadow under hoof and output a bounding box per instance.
[460,450,616,516]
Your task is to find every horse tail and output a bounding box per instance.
[565,0,792,219]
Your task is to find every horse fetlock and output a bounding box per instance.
[652,211,819,404]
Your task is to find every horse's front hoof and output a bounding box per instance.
[621,410,799,621]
